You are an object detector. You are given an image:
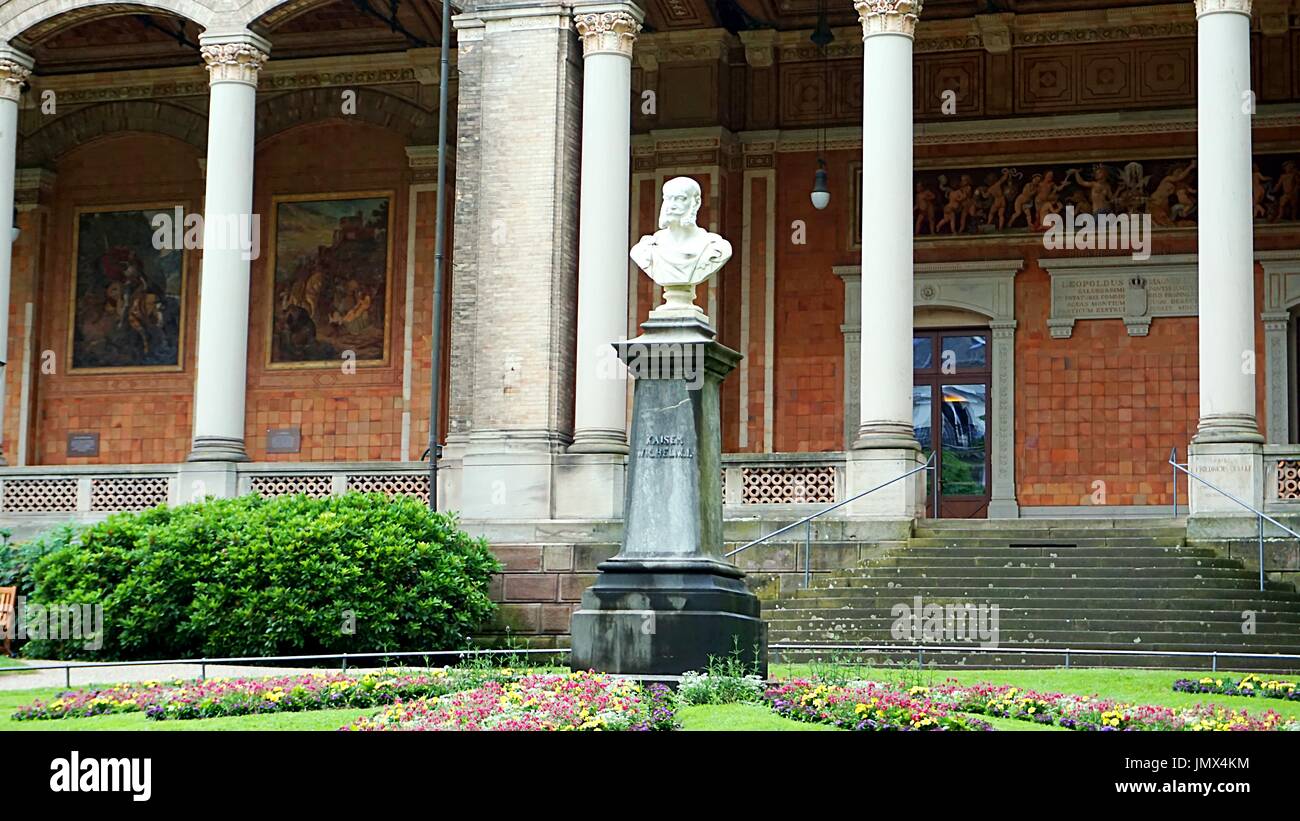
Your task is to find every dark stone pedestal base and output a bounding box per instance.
[570,561,767,677]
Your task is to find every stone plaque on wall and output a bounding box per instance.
[266,427,302,454]
[66,432,100,457]
[1044,258,1198,338]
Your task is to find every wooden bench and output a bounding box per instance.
[0,586,15,656]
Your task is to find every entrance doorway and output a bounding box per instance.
[913,330,991,518]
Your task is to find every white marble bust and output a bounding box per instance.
[630,177,732,322]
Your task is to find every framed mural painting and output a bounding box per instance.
[266,191,394,369]
[68,204,188,373]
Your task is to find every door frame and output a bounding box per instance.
[913,328,992,518]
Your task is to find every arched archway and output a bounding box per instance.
[0,0,219,45]
[19,99,207,167]
[256,86,434,145]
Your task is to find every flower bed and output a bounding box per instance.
[10,679,180,721]
[344,671,678,731]
[1173,674,1299,701]
[12,668,515,722]
[918,682,1295,731]
[765,680,994,731]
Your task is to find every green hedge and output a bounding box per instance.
[21,492,499,661]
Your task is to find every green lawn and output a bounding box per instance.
[678,703,840,731]
[0,655,26,668]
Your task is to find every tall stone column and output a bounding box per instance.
[453,2,585,523]
[186,31,269,468]
[0,47,31,467]
[1188,0,1264,528]
[569,5,641,455]
[845,0,924,531]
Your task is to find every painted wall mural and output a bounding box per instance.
[70,205,186,372]
[267,192,393,368]
[897,153,1300,237]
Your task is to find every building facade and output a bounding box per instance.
[0,2,1297,567]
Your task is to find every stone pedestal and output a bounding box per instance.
[1187,441,1265,538]
[570,318,767,676]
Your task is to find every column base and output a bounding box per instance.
[554,451,627,519]
[988,498,1021,519]
[845,446,926,519]
[460,430,569,519]
[1192,413,1265,445]
[852,421,922,452]
[568,429,630,455]
[175,460,241,502]
[1187,440,1263,529]
[186,436,249,462]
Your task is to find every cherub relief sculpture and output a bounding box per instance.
[1274,160,1300,223]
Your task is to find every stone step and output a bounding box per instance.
[906,537,1187,548]
[864,556,1241,570]
[915,517,1184,532]
[764,607,1300,625]
[766,647,1300,672]
[803,575,1293,591]
[892,546,1217,559]
[768,626,1300,644]
[787,587,1300,604]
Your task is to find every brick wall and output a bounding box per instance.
[245,120,411,462]
[35,133,203,465]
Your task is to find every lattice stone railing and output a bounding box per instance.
[0,463,432,516]
[0,477,79,513]
[722,454,845,506]
[1264,448,1300,511]
[89,477,171,511]
[247,474,335,499]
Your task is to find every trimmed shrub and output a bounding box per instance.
[22,492,499,661]
[0,525,79,600]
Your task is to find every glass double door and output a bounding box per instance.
[913,330,991,518]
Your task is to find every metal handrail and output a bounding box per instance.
[724,450,939,587]
[1169,446,1300,592]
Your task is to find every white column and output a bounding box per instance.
[0,48,31,467]
[843,1,922,529]
[853,0,920,452]
[1193,0,1261,445]
[569,6,642,454]
[1188,0,1264,526]
[187,32,269,462]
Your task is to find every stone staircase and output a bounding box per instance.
[765,518,1300,672]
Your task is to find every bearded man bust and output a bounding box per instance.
[630,176,732,324]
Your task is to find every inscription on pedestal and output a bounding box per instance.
[638,434,695,459]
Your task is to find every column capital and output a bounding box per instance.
[199,31,271,86]
[854,0,922,39]
[0,46,33,104]
[573,7,643,57]
[1194,0,1252,16]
